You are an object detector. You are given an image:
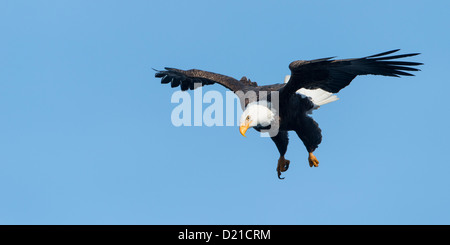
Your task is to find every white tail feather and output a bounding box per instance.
[284,75,339,112]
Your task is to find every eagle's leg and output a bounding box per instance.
[276,156,291,179]
[270,131,290,179]
[308,152,319,167]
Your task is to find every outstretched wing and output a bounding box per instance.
[154,67,257,92]
[281,49,423,96]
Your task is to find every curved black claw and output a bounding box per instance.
[276,157,290,180]
[277,170,285,180]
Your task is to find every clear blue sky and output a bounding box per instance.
[1,0,449,224]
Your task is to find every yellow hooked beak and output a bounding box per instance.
[239,120,251,137]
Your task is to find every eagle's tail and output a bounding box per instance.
[297,88,339,107]
[284,75,339,111]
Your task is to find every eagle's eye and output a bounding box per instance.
[246,115,250,120]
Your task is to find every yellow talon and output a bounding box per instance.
[276,156,291,179]
[308,152,319,167]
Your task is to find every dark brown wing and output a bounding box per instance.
[280,49,423,96]
[154,67,257,92]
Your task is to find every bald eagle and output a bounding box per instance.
[155,49,422,179]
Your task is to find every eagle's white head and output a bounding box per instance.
[239,101,276,137]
